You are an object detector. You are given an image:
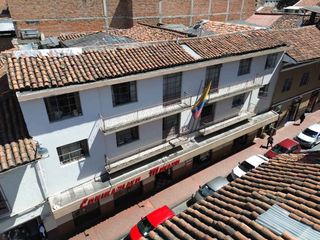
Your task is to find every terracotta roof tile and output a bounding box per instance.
[202,21,257,34]
[4,30,286,92]
[0,92,39,173]
[271,15,304,29]
[150,158,320,239]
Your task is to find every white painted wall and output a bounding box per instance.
[18,54,282,197]
[0,163,45,233]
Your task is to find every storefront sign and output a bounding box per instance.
[80,177,141,208]
[149,159,180,176]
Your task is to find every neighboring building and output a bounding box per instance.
[0,30,286,239]
[144,155,320,239]
[5,0,257,36]
[270,26,320,127]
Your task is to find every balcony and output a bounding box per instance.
[105,135,189,174]
[101,95,192,135]
[101,76,264,135]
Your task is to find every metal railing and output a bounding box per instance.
[59,149,85,164]
[101,93,193,133]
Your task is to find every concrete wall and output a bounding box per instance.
[0,164,45,233]
[7,0,256,35]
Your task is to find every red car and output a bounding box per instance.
[265,138,301,159]
[127,205,175,240]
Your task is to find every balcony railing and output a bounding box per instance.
[101,75,264,135]
[101,94,192,135]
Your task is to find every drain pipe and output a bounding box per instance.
[102,0,109,29]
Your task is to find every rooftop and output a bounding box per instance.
[272,25,320,62]
[0,90,39,173]
[3,30,286,92]
[146,158,320,240]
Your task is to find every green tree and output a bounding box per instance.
[277,0,299,9]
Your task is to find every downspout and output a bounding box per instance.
[103,0,109,29]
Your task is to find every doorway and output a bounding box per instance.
[306,91,319,113]
[287,98,301,121]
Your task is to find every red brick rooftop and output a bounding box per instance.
[145,158,320,240]
[4,30,286,92]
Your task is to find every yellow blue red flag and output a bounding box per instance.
[191,82,211,119]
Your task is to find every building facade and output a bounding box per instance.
[6,0,256,35]
[0,31,286,239]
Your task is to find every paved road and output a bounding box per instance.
[71,109,320,240]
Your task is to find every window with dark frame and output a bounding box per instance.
[163,73,182,105]
[57,139,89,164]
[299,72,309,86]
[0,187,9,215]
[112,81,137,106]
[238,58,252,76]
[200,103,215,126]
[44,92,82,122]
[265,53,278,69]
[116,126,139,146]
[205,65,221,93]
[232,94,245,108]
[163,114,180,139]
[282,78,292,92]
[258,84,269,97]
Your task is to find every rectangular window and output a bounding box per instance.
[205,65,221,93]
[44,92,82,122]
[163,114,180,139]
[232,94,245,108]
[112,81,137,106]
[163,73,182,105]
[299,72,309,86]
[265,53,278,69]
[116,126,139,146]
[0,187,9,215]
[57,139,89,164]
[258,84,269,97]
[282,78,292,92]
[238,58,252,76]
[200,103,215,126]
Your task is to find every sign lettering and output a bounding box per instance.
[80,177,141,208]
[149,159,180,176]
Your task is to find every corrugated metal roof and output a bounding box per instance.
[256,204,320,240]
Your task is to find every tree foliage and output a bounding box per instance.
[277,0,299,9]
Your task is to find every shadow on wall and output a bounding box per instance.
[109,0,133,28]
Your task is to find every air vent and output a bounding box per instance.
[20,29,40,40]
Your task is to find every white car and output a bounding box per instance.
[228,155,268,181]
[296,123,320,148]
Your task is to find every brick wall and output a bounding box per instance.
[7,0,256,35]
[0,0,7,14]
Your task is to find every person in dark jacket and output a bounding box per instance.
[266,135,274,148]
[299,112,306,124]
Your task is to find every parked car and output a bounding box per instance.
[265,138,301,158]
[295,123,320,148]
[228,154,268,181]
[192,176,229,202]
[126,205,175,240]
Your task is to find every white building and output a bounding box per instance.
[0,30,286,239]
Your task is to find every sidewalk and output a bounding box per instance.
[71,110,320,240]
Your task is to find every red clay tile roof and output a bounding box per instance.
[146,158,320,240]
[107,24,187,42]
[246,14,282,27]
[57,24,187,43]
[272,25,320,62]
[0,92,39,172]
[4,30,286,92]
[181,30,285,60]
[295,0,320,6]
[202,21,257,34]
[271,15,304,29]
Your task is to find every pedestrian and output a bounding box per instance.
[267,135,273,148]
[299,112,306,124]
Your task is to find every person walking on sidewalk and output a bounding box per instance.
[266,135,274,148]
[299,112,306,125]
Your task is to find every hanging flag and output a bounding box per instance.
[191,81,211,119]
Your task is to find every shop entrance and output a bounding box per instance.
[192,151,212,171]
[154,170,173,191]
[1,217,44,240]
[288,98,301,121]
[306,91,319,112]
[114,183,142,212]
[73,201,101,232]
[232,134,249,152]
